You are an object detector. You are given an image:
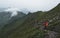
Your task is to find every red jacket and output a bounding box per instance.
[43,21,48,27]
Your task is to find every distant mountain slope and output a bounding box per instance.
[0,10,26,29]
[0,12,11,26]
[9,11,26,23]
[0,3,60,38]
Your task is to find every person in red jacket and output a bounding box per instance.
[43,21,49,30]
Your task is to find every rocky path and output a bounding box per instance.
[34,21,59,38]
[44,31,58,38]
[39,25,59,38]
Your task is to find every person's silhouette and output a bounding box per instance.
[43,21,49,30]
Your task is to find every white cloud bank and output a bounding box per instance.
[0,0,60,12]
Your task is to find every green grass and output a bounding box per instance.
[0,3,60,38]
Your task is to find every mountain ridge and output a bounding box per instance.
[0,3,60,38]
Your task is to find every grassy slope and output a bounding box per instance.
[0,3,60,38]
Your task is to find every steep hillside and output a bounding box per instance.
[0,3,60,38]
[0,11,45,38]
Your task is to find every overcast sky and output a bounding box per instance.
[0,0,60,12]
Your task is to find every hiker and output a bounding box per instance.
[43,21,49,30]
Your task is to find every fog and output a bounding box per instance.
[0,0,60,13]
